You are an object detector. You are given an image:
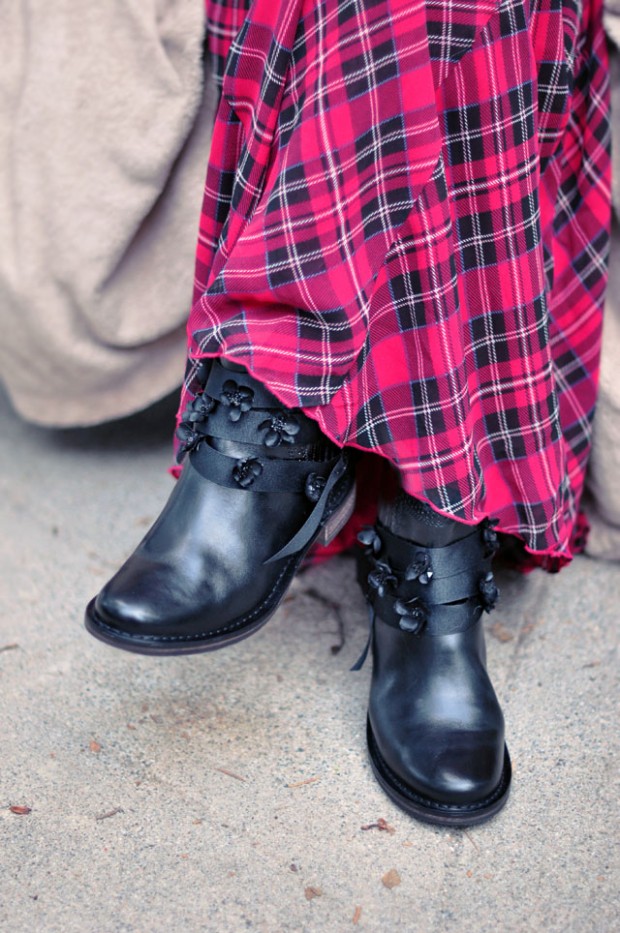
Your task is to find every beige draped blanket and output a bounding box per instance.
[0,0,215,426]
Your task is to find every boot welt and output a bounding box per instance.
[84,594,285,657]
[366,719,512,827]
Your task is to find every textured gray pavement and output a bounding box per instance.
[0,385,618,933]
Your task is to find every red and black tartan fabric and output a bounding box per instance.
[177,0,611,570]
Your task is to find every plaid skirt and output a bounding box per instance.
[177,0,611,569]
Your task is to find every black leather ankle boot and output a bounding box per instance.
[85,359,355,654]
[357,493,511,826]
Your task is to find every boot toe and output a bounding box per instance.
[91,553,200,635]
[93,583,160,632]
[410,734,505,805]
[369,711,504,806]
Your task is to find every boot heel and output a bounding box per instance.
[318,484,356,545]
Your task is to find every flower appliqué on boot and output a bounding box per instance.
[405,549,433,585]
[232,458,263,488]
[394,596,428,634]
[220,380,254,422]
[368,560,398,598]
[176,392,217,453]
[482,518,501,558]
[357,527,382,557]
[259,412,301,447]
[175,422,203,454]
[479,571,499,612]
[181,392,216,427]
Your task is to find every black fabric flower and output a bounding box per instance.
[232,458,263,488]
[479,571,499,612]
[405,549,433,584]
[175,422,202,454]
[394,596,428,634]
[259,412,301,447]
[482,518,500,557]
[367,560,397,598]
[357,526,382,557]
[181,392,216,427]
[220,380,254,421]
[305,472,326,503]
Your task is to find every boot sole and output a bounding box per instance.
[366,718,512,827]
[84,483,356,656]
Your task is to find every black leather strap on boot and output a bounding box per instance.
[85,360,356,655]
[182,361,353,562]
[355,519,499,652]
[356,512,511,827]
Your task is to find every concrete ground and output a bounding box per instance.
[0,384,618,933]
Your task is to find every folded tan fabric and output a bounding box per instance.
[0,0,215,426]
